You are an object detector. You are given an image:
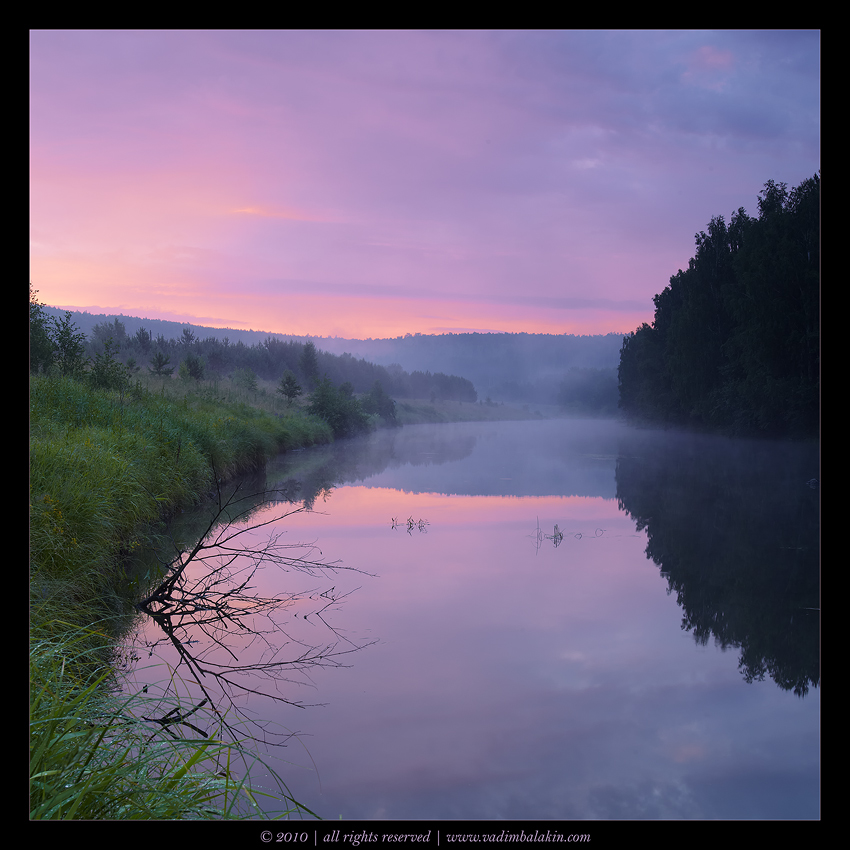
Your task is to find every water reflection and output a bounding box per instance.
[275,420,821,698]
[127,418,819,819]
[123,480,378,760]
[615,428,820,697]
[267,419,627,500]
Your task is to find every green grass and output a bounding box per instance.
[30,375,331,609]
[30,373,333,819]
[29,621,314,820]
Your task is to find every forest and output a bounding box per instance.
[30,304,478,410]
[315,330,624,408]
[618,174,819,438]
[35,304,624,415]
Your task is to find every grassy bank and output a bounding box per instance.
[30,373,333,819]
[29,375,558,818]
[30,374,333,619]
[30,620,316,819]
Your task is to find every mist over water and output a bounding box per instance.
[128,418,819,820]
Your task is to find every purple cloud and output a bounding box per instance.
[29,30,819,337]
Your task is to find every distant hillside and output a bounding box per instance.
[41,306,625,410]
[314,332,625,402]
[36,306,477,405]
[40,306,283,349]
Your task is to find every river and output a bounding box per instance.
[124,417,820,820]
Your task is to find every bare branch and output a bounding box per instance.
[133,481,375,746]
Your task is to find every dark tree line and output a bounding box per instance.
[29,297,478,407]
[37,303,626,411]
[30,293,484,439]
[30,288,132,391]
[618,174,819,437]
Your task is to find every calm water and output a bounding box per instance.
[126,418,820,820]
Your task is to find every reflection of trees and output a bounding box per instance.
[265,427,477,507]
[271,421,626,501]
[133,476,374,749]
[616,429,819,696]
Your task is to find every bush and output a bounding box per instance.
[307,377,370,438]
[361,380,398,426]
[89,339,131,391]
[179,353,205,383]
[231,368,258,392]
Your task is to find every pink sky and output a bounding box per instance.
[30,30,820,339]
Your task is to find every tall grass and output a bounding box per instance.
[30,373,333,819]
[30,622,313,819]
[30,375,332,614]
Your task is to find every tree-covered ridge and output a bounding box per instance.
[35,303,626,414]
[618,175,819,437]
[30,298,478,405]
[318,330,624,407]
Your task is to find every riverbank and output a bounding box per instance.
[30,375,334,622]
[29,376,558,818]
[29,373,334,819]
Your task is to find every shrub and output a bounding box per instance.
[307,377,370,438]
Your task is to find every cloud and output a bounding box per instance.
[230,206,338,223]
[29,30,819,338]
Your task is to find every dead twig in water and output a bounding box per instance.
[134,469,376,749]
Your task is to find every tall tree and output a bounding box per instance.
[133,326,152,353]
[720,174,819,434]
[89,338,130,390]
[362,380,398,425]
[91,317,127,347]
[180,352,205,382]
[618,174,819,437]
[299,340,320,388]
[276,370,303,406]
[148,350,174,377]
[307,377,369,438]
[51,311,88,378]
[29,285,54,374]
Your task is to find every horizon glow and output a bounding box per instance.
[30,30,820,339]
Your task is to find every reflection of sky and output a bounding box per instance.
[276,489,818,820]
[131,478,819,820]
[273,418,630,499]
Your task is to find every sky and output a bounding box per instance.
[29,30,820,339]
